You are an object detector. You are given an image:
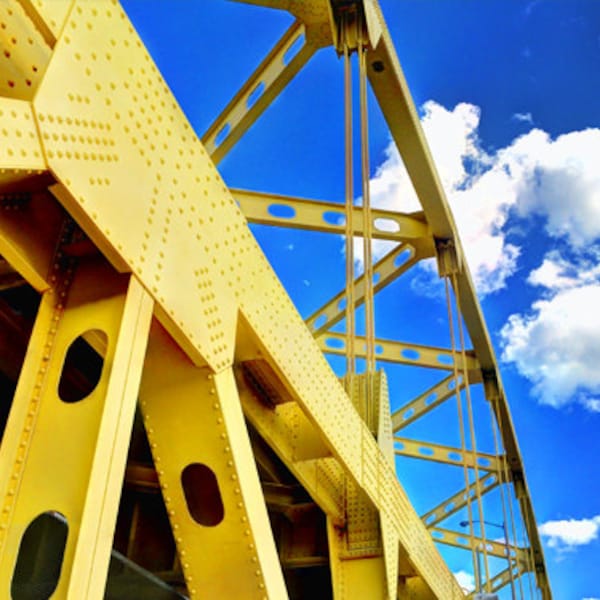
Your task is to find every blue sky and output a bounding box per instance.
[123,1,600,597]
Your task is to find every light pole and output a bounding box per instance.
[459,520,517,600]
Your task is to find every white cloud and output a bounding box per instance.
[363,101,600,298]
[539,515,600,550]
[363,101,519,295]
[363,100,600,408]
[501,283,600,408]
[501,249,600,409]
[453,570,475,592]
[509,128,600,247]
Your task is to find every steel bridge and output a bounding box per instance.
[0,0,551,598]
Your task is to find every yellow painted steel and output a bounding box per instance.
[394,438,506,473]
[319,332,481,373]
[421,472,501,529]
[430,526,526,563]
[202,21,318,165]
[0,256,152,598]
[0,0,552,597]
[391,374,466,432]
[139,324,287,599]
[232,188,431,244]
[306,243,427,335]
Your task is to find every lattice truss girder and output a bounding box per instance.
[0,0,550,599]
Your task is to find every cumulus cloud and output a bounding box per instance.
[358,99,600,408]
[361,101,519,295]
[539,515,600,550]
[508,128,600,247]
[501,248,600,409]
[501,283,600,408]
[453,570,475,592]
[362,101,600,300]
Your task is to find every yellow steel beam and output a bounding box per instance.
[394,438,506,473]
[481,561,528,595]
[306,243,427,335]
[392,374,465,432]
[319,332,480,373]
[0,255,152,599]
[202,20,318,165]
[430,526,527,563]
[139,323,287,599]
[232,187,432,243]
[421,472,500,529]
[330,372,399,600]
[328,516,388,599]
[236,362,345,523]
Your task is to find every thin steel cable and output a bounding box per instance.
[343,16,356,385]
[451,270,491,589]
[444,275,479,589]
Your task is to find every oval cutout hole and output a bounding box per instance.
[246,81,265,108]
[402,348,420,361]
[12,511,68,600]
[267,203,296,219]
[283,33,305,65]
[181,463,225,527]
[314,314,328,329]
[322,210,345,226]
[394,249,412,268]
[215,123,230,147]
[437,354,454,366]
[373,217,400,233]
[325,337,345,350]
[58,330,107,403]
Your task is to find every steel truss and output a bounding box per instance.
[0,0,550,598]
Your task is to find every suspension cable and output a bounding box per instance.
[451,270,491,590]
[343,14,356,386]
[444,275,479,589]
